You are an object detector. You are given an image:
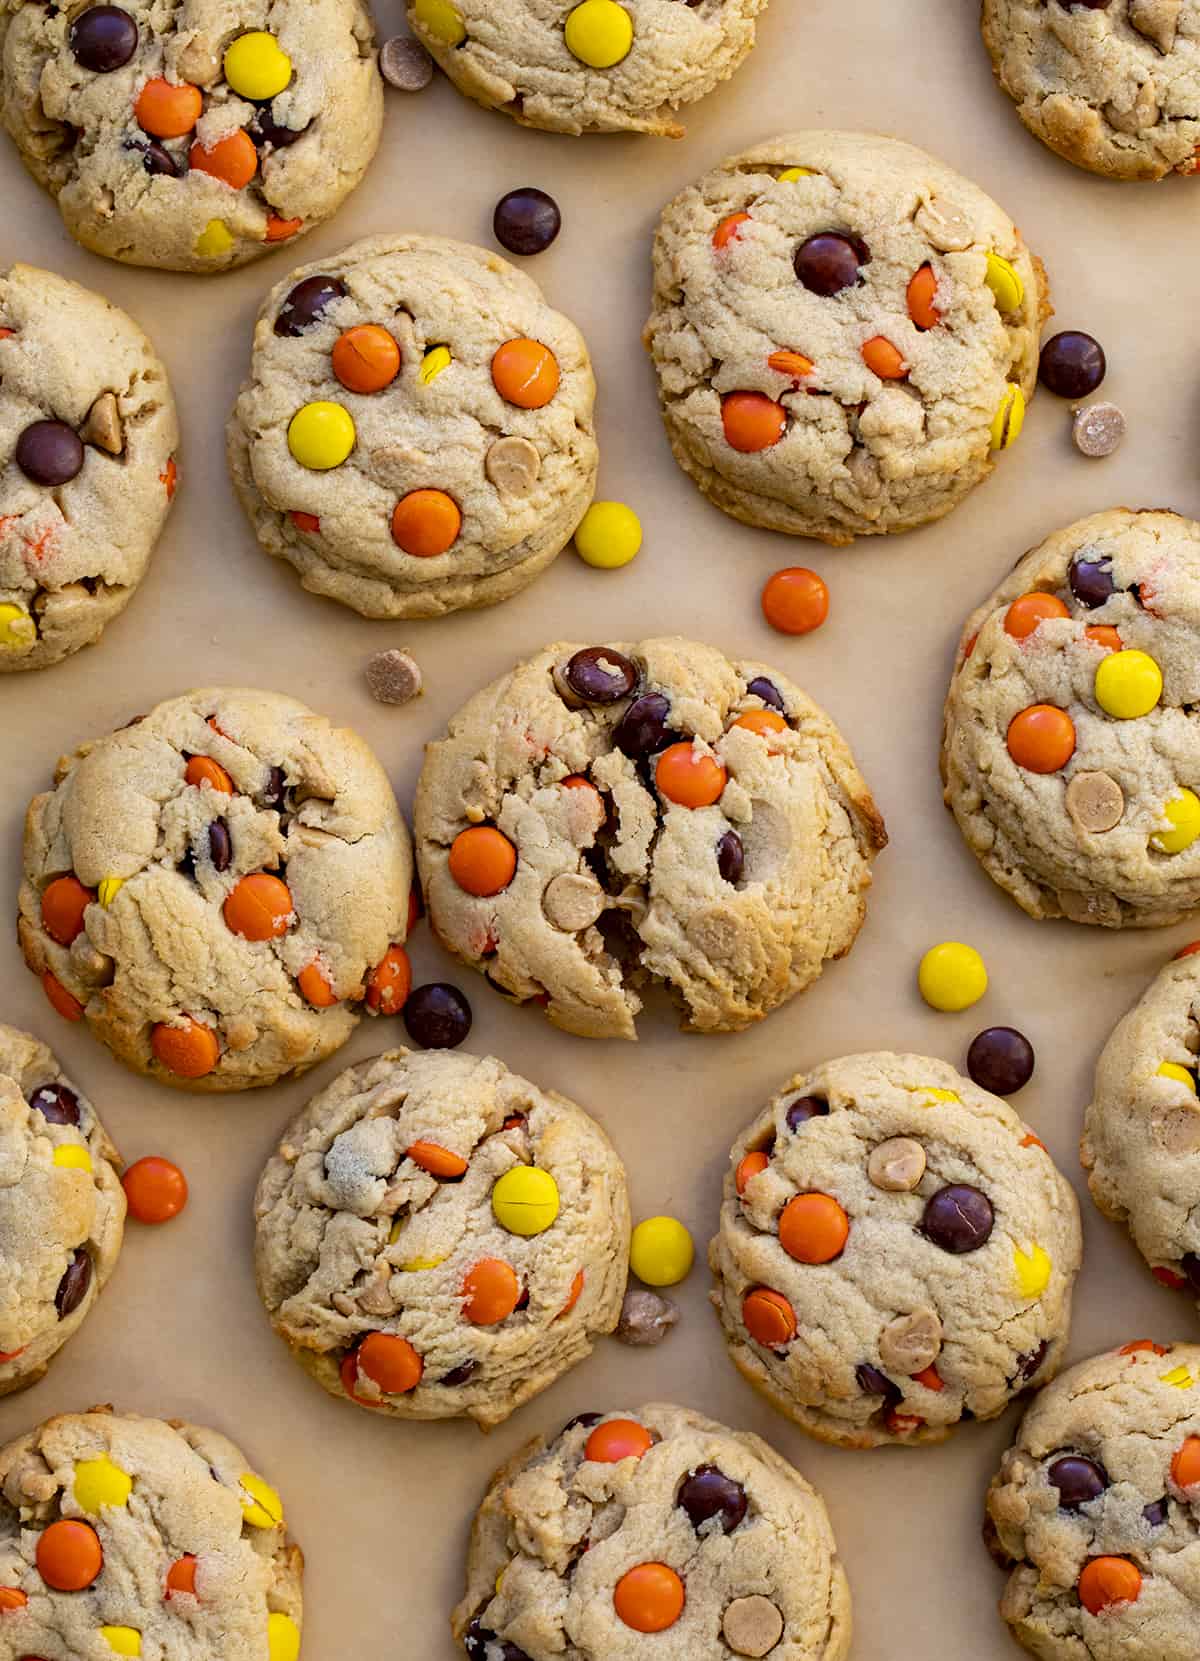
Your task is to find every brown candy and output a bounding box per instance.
[365,648,423,705]
[878,1307,942,1374]
[379,34,434,89]
[1065,770,1124,833]
[867,1136,926,1191]
[722,1597,785,1658]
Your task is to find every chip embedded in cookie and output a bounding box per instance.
[986,1342,1200,1659]
[413,636,886,1040]
[943,508,1200,927]
[452,1402,852,1658]
[254,1048,630,1428]
[644,131,1048,544]
[0,0,383,271]
[710,1052,1081,1448]
[228,235,599,619]
[18,689,412,1091]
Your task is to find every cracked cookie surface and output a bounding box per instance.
[453,1401,851,1659]
[986,1341,1200,1659]
[18,687,412,1092]
[0,263,178,672]
[413,636,886,1041]
[0,1406,302,1660]
[710,1052,1082,1449]
[0,1022,124,1398]
[644,131,1048,544]
[0,0,382,272]
[942,509,1200,928]
[227,234,598,620]
[254,1047,629,1429]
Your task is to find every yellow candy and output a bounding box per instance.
[195,219,234,258]
[1152,789,1200,854]
[413,0,466,45]
[574,501,642,570]
[630,1216,694,1287]
[492,1166,560,1236]
[267,1612,301,1661]
[53,1144,92,1172]
[1014,1244,1051,1300]
[240,1471,284,1528]
[1157,1061,1198,1093]
[989,382,1025,451]
[917,941,987,1012]
[564,0,634,68]
[1161,1364,1195,1389]
[287,402,356,470]
[224,32,292,100]
[495,1567,507,1594]
[101,1628,141,1657]
[0,602,34,649]
[777,167,814,181]
[1094,648,1162,720]
[74,1455,132,1514]
[98,877,124,908]
[419,345,452,386]
[984,252,1025,313]
[904,1086,960,1103]
[399,1254,446,1272]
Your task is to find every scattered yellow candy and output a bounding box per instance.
[0,602,34,650]
[419,345,452,386]
[777,167,814,181]
[984,252,1025,313]
[990,382,1025,451]
[630,1216,694,1287]
[412,0,466,45]
[267,1612,301,1661]
[1157,1061,1198,1093]
[917,941,987,1012]
[98,877,124,908]
[1094,648,1162,720]
[287,402,356,470]
[101,1628,141,1657]
[74,1455,132,1514]
[224,31,292,100]
[574,501,642,569]
[53,1144,92,1172]
[491,1166,560,1236]
[1014,1244,1051,1300]
[240,1471,284,1529]
[904,1085,960,1103]
[495,1567,507,1594]
[1161,1364,1195,1389]
[564,0,634,68]
[399,1254,446,1272]
[1153,789,1200,854]
[195,219,234,258]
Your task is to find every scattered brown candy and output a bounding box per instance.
[867,1136,926,1191]
[615,1287,679,1347]
[365,648,422,706]
[542,872,605,932]
[722,1596,785,1659]
[379,35,434,90]
[1072,402,1126,458]
[484,435,541,498]
[879,1306,943,1374]
[1065,770,1125,833]
[80,392,123,455]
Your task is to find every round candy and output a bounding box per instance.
[403,982,472,1048]
[268,1613,302,1661]
[1006,705,1076,772]
[677,1465,747,1533]
[984,251,1025,312]
[861,335,907,379]
[787,1095,828,1129]
[574,501,642,569]
[491,338,560,409]
[223,873,293,941]
[793,232,866,295]
[41,875,94,945]
[55,1248,91,1314]
[1153,789,1200,854]
[36,1519,103,1590]
[17,419,84,486]
[238,1470,284,1528]
[135,77,202,139]
[717,829,745,884]
[761,566,829,634]
[733,709,787,743]
[713,211,751,250]
[151,1017,219,1079]
[1048,1454,1108,1510]
[365,944,412,1015]
[1077,1557,1142,1615]
[778,1192,849,1263]
[448,826,517,896]
[224,32,293,101]
[1171,1434,1200,1489]
[462,1258,520,1324]
[44,971,84,1022]
[990,382,1025,450]
[613,1563,685,1633]
[742,1286,797,1346]
[1039,331,1106,399]
[630,1217,694,1287]
[1069,554,1116,608]
[122,1156,188,1224]
[906,264,940,329]
[0,602,34,650]
[1094,648,1162,719]
[494,187,561,256]
[189,129,257,189]
[967,1027,1035,1094]
[184,754,232,793]
[613,691,671,757]
[922,1183,994,1253]
[1004,592,1069,639]
[73,1455,132,1514]
[564,0,634,68]
[331,325,401,394]
[563,645,637,703]
[287,402,355,470]
[918,942,988,1012]
[721,391,786,452]
[70,6,138,72]
[492,1166,560,1236]
[391,489,461,557]
[584,1418,653,1462]
[655,743,727,808]
[413,0,467,45]
[356,1331,423,1395]
[274,276,346,338]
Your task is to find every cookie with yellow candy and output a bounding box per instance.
[711,1051,1081,1448]
[0,1407,302,1659]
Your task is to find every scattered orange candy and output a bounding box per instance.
[736,1151,769,1194]
[861,336,907,379]
[151,1017,219,1080]
[36,1519,103,1591]
[332,325,401,395]
[1176,942,1200,960]
[135,77,202,138]
[491,338,560,409]
[1077,1557,1142,1615]
[462,1258,520,1325]
[1004,592,1069,640]
[913,1364,944,1392]
[768,349,814,379]
[761,566,829,635]
[0,1588,27,1611]
[448,826,517,896]
[1085,625,1122,651]
[906,264,940,330]
[0,329,13,340]
[1020,1134,1047,1152]
[1153,1266,1186,1290]
[160,455,178,498]
[43,971,83,1023]
[0,1348,26,1363]
[297,961,338,1007]
[223,873,293,941]
[265,215,303,242]
[122,1156,188,1224]
[742,1286,796,1347]
[41,875,95,946]
[290,511,320,535]
[778,1192,849,1264]
[184,754,233,794]
[165,1555,197,1597]
[732,709,788,743]
[712,211,750,249]
[559,1268,585,1317]
[584,1419,653,1464]
[1007,705,1076,773]
[189,128,257,189]
[391,489,461,558]
[1171,1435,1200,1490]
[356,1331,423,1395]
[722,391,786,453]
[407,1140,468,1180]
[614,1563,685,1633]
[1119,1340,1168,1357]
[655,743,727,809]
[365,944,411,1015]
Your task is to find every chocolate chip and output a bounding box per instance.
[1073,401,1125,458]
[1039,331,1106,398]
[494,187,561,256]
[28,1082,80,1125]
[1143,1497,1169,1528]
[1068,553,1116,608]
[1017,1339,1050,1382]
[615,1287,679,1347]
[1048,1454,1108,1509]
[264,765,286,807]
[16,420,84,486]
[677,1465,748,1534]
[786,1095,828,1131]
[855,1363,901,1406]
[745,676,785,712]
[716,830,744,884]
[440,1360,478,1386]
[613,692,671,757]
[141,141,183,176]
[55,1249,91,1318]
[274,275,346,337]
[253,106,310,149]
[208,819,231,872]
[562,646,638,705]
[563,1412,603,1433]
[70,5,138,71]
[921,1184,994,1253]
[403,983,472,1049]
[794,232,869,296]
[379,34,434,89]
[966,1027,1035,1095]
[464,1621,530,1661]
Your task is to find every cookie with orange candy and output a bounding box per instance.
[254,1047,629,1428]
[18,688,412,1091]
[413,636,885,1040]
[453,1402,851,1659]
[228,234,598,620]
[943,508,1200,927]
[710,1051,1081,1448]
[0,1406,302,1659]
[986,1341,1200,1660]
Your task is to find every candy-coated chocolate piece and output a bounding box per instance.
[613,691,671,757]
[736,1150,769,1194]
[122,1156,188,1223]
[55,1248,92,1315]
[184,754,232,793]
[331,325,401,394]
[274,276,346,337]
[564,0,634,68]
[1171,1434,1200,1490]
[655,743,726,808]
[721,390,786,452]
[365,944,412,1015]
[0,1587,26,1610]
[494,188,560,255]
[1014,1243,1052,1298]
[1005,592,1069,639]
[449,826,517,896]
[716,829,744,884]
[630,1217,694,1287]
[135,77,202,139]
[922,1183,994,1253]
[407,1140,468,1179]
[786,1095,828,1129]
[53,1145,91,1171]
[238,1471,283,1528]
[492,338,560,408]
[574,501,642,568]
[36,1518,102,1589]
[676,1465,747,1533]
[1094,647,1162,719]
[613,1562,685,1632]
[984,251,1025,312]
[713,211,751,249]
[906,264,940,329]
[43,971,84,1022]
[412,0,467,44]
[1039,331,1106,399]
[1006,705,1075,772]
[562,645,637,703]
[861,335,906,379]
[0,602,34,650]
[1077,1557,1141,1614]
[1158,1061,1197,1091]
[29,1082,80,1124]
[189,129,257,188]
[403,982,471,1048]
[918,941,987,1011]
[73,1455,132,1514]
[584,1418,652,1462]
[267,1612,302,1661]
[97,876,125,907]
[761,566,828,634]
[419,344,452,385]
[492,1166,559,1235]
[1069,554,1117,607]
[17,419,84,486]
[732,709,787,744]
[794,232,867,295]
[223,873,293,941]
[41,875,94,946]
[101,1625,141,1655]
[71,7,138,71]
[195,219,235,257]
[390,489,460,556]
[462,1258,520,1324]
[224,32,293,100]
[1153,789,1200,853]
[151,1017,219,1079]
[967,1027,1035,1094]
[1047,1454,1108,1510]
[287,401,355,470]
[742,1286,796,1346]
[778,1192,849,1263]
[990,382,1025,449]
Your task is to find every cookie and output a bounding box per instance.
[413,636,886,1040]
[986,1341,1200,1659]
[407,0,768,137]
[982,0,1200,181]
[0,264,178,672]
[942,508,1200,928]
[18,688,412,1092]
[0,1023,124,1397]
[254,1047,629,1429]
[644,131,1049,544]
[452,1402,852,1659]
[0,1406,302,1658]
[0,0,382,272]
[710,1052,1082,1448]
[227,235,598,619]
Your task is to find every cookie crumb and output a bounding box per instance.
[615,1288,679,1347]
[366,649,422,705]
[1073,401,1126,458]
[380,35,433,90]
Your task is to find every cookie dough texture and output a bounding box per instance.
[453,1403,852,1660]
[711,1052,1082,1448]
[645,131,1048,543]
[18,688,411,1091]
[255,1048,629,1429]
[0,1024,124,1396]
[0,0,382,272]
[414,637,886,1040]
[943,509,1200,927]
[983,0,1200,181]
[0,1407,303,1658]
[408,0,768,137]
[0,264,178,672]
[986,1342,1200,1659]
[228,235,598,619]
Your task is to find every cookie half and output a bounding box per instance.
[710,1052,1082,1448]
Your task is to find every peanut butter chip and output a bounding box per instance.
[915,198,973,251]
[878,1306,943,1373]
[1129,0,1179,53]
[485,436,541,498]
[722,1595,785,1658]
[1065,770,1125,833]
[1072,402,1126,459]
[615,1287,679,1346]
[175,36,221,84]
[380,35,434,89]
[365,648,423,705]
[80,392,123,455]
[867,1136,926,1191]
[542,872,605,932]
[1153,1106,1200,1155]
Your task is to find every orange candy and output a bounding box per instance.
[559,1268,585,1317]
[297,961,338,1007]
[407,1140,468,1180]
[491,338,560,409]
[184,754,233,794]
[1085,625,1122,651]
[43,971,83,1023]
[189,128,257,189]
[290,512,320,537]
[1020,1134,1047,1152]
[767,349,814,379]
[166,1555,197,1597]
[1077,1557,1142,1615]
[151,1017,219,1079]
[712,211,750,249]
[0,329,13,340]
[614,1563,685,1633]
[356,1331,423,1395]
[265,215,303,243]
[1171,1435,1200,1491]
[736,1150,769,1194]
[733,709,788,743]
[391,489,461,558]
[365,944,412,1015]
[41,875,95,946]
[122,1156,188,1224]
[223,873,293,941]
[742,1287,796,1347]
[1004,592,1069,639]
[655,743,727,809]
[0,1588,27,1611]
[161,455,178,498]
[861,336,907,379]
[913,1364,944,1392]
[36,1519,102,1591]
[1176,942,1200,960]
[448,826,517,897]
[1120,1340,1168,1357]
[332,325,401,395]
[1007,705,1076,773]
[761,566,829,635]
[721,391,786,453]
[135,77,202,138]
[778,1192,849,1264]
[906,264,940,330]
[584,1419,653,1464]
[462,1258,520,1324]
